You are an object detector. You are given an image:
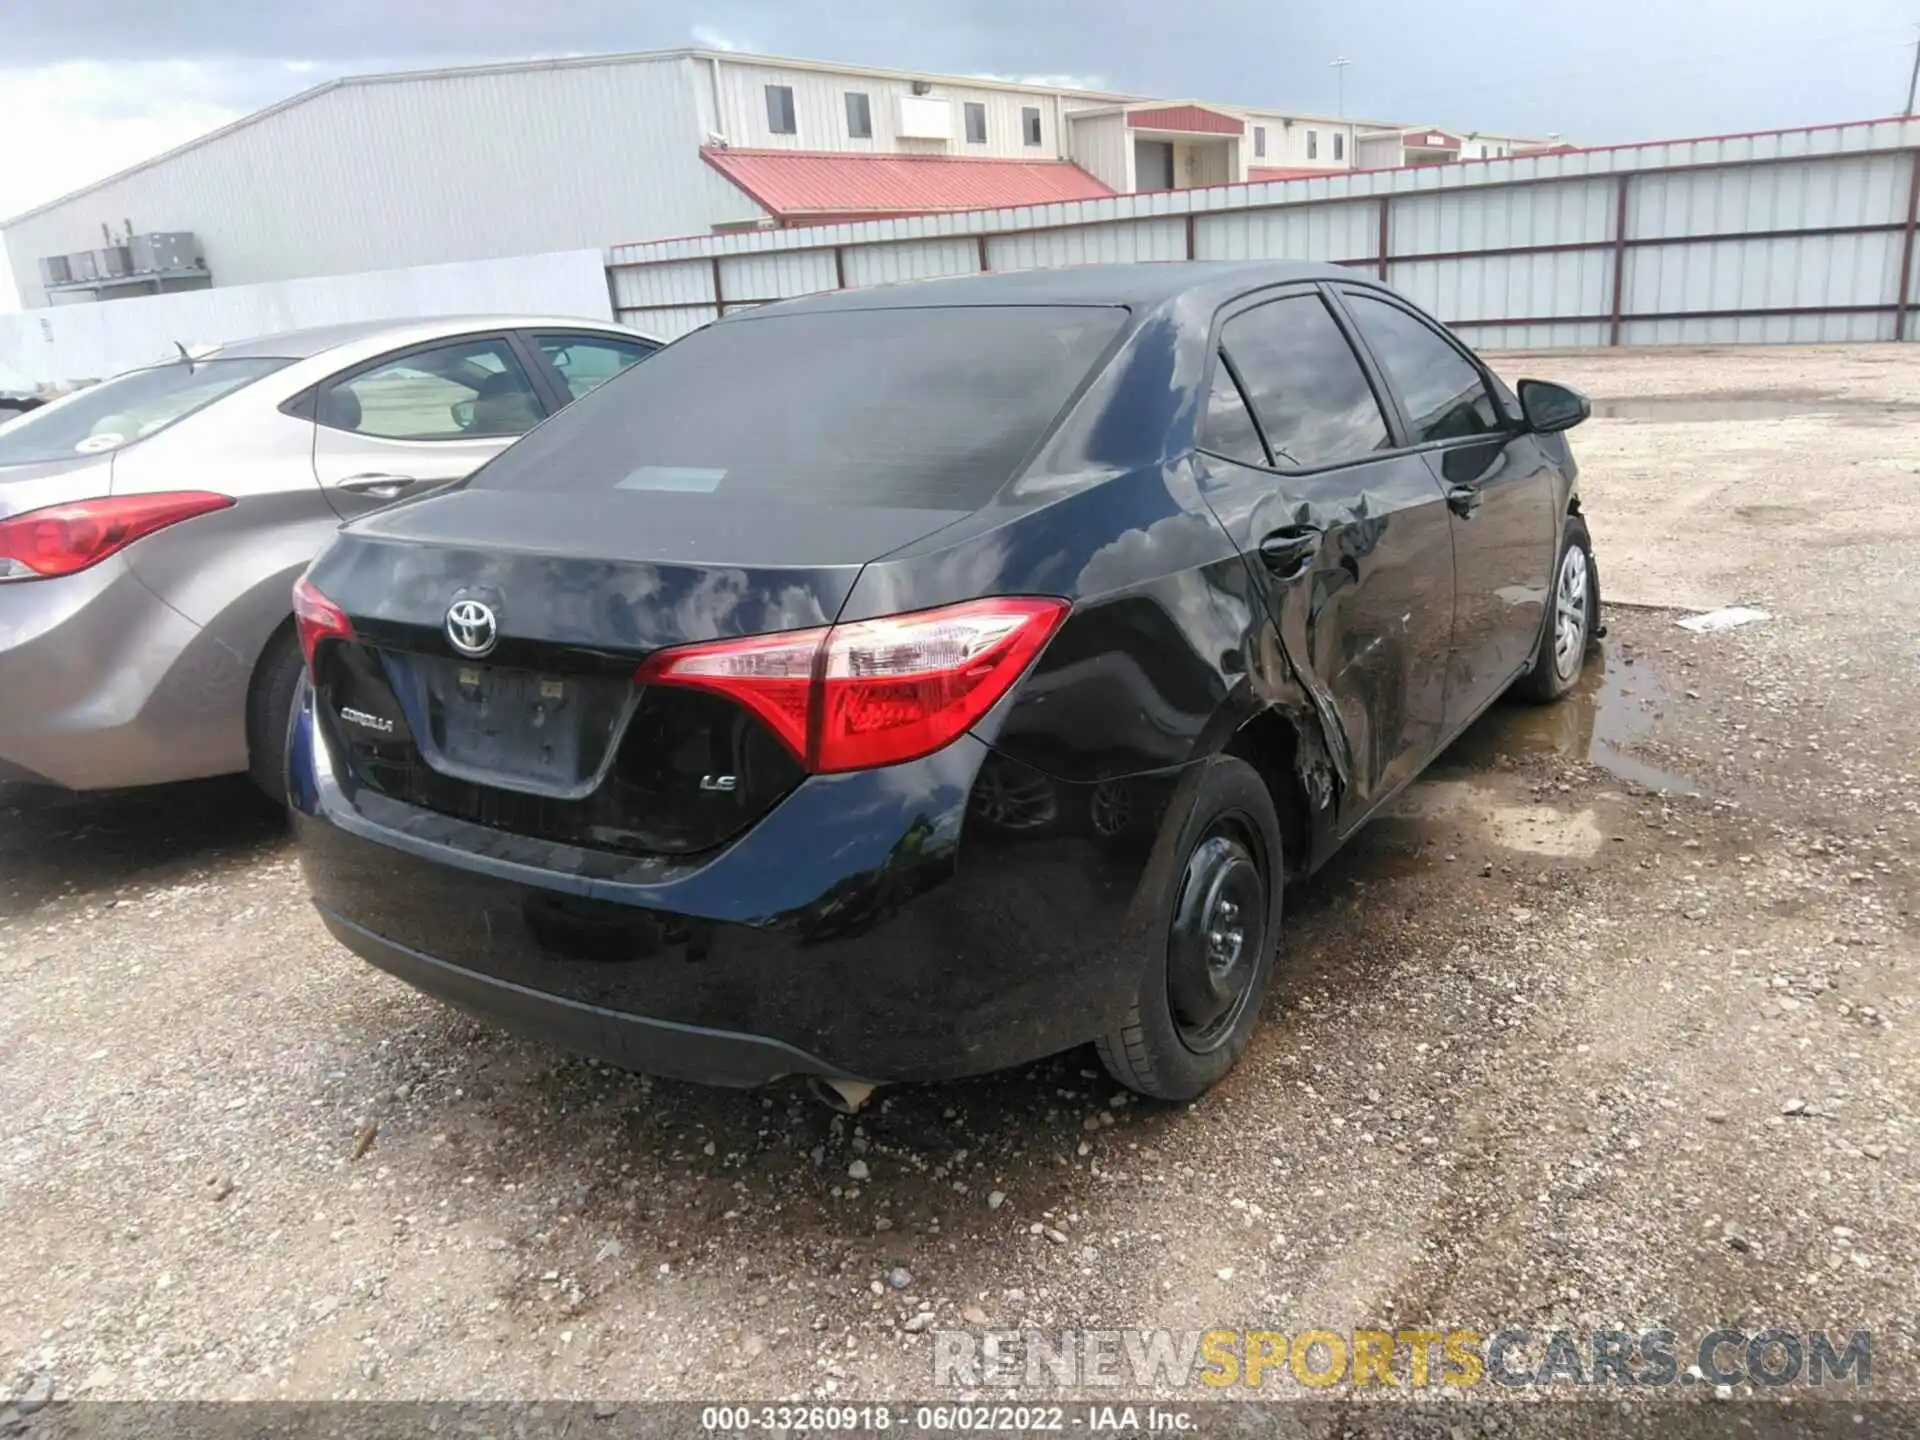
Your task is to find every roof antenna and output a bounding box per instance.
[174,340,197,372]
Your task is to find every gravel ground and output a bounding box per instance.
[1,344,1916,1416]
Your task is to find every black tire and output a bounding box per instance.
[1096,755,1285,1101]
[1514,513,1599,703]
[247,624,305,804]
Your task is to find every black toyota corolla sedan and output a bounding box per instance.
[290,261,1596,1103]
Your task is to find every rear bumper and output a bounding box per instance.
[293,687,1201,1085]
[318,906,842,1086]
[0,560,251,790]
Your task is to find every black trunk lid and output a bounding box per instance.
[305,488,964,855]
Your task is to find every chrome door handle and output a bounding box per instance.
[338,473,418,499]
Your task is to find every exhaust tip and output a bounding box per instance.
[807,1076,880,1114]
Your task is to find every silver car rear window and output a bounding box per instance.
[0,357,292,468]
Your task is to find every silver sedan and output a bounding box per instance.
[0,315,659,797]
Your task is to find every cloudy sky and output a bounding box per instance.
[1,0,1914,306]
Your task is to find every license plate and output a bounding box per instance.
[408,656,628,793]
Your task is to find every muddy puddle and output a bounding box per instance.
[1591,388,1920,423]
[1438,646,1695,794]
[1320,649,1702,883]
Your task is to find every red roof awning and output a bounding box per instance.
[701,148,1115,222]
[1126,105,1245,136]
[1248,166,1345,183]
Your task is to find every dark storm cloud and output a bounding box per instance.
[6,0,1917,143]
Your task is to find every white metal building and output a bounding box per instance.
[1,48,1549,310]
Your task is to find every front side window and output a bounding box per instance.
[0,357,289,466]
[533,333,656,403]
[1023,106,1043,147]
[1218,294,1390,469]
[1202,355,1267,467]
[766,84,796,135]
[471,305,1127,510]
[1343,293,1501,445]
[965,102,987,144]
[318,337,544,441]
[846,91,872,139]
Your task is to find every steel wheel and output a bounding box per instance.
[1552,542,1590,682]
[1089,780,1133,837]
[1165,818,1268,1053]
[970,764,1059,831]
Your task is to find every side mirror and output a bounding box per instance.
[1518,379,1591,434]
[450,399,476,432]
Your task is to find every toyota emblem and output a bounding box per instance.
[445,598,499,658]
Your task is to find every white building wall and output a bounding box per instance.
[711,58,1083,159]
[1176,139,1238,188]
[1066,112,1133,191]
[0,248,613,385]
[1242,116,1358,169]
[1355,132,1404,170]
[2,55,767,309]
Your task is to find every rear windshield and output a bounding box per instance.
[0,357,291,467]
[469,305,1128,510]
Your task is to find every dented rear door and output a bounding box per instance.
[1194,287,1456,832]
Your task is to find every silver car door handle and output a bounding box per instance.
[338,473,419,499]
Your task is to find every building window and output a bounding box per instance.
[1333,131,1344,161]
[765,85,796,135]
[1022,105,1042,146]
[964,101,988,144]
[1306,129,1318,160]
[845,91,872,139]
[1253,125,1266,158]
[1479,143,1489,158]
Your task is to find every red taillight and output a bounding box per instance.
[292,574,354,670]
[0,491,234,581]
[637,625,821,761]
[638,597,1069,773]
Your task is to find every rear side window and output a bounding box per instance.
[319,336,543,441]
[0,357,288,466]
[471,305,1127,510]
[532,332,656,402]
[1343,293,1502,444]
[1219,294,1390,469]
[1201,356,1268,467]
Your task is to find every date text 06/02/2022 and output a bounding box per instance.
[698,1404,1197,1432]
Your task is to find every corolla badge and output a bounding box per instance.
[445,598,499,658]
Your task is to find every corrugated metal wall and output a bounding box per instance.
[2,55,766,309]
[1067,113,1133,192]
[608,117,1920,350]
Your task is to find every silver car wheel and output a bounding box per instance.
[1553,543,1590,682]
